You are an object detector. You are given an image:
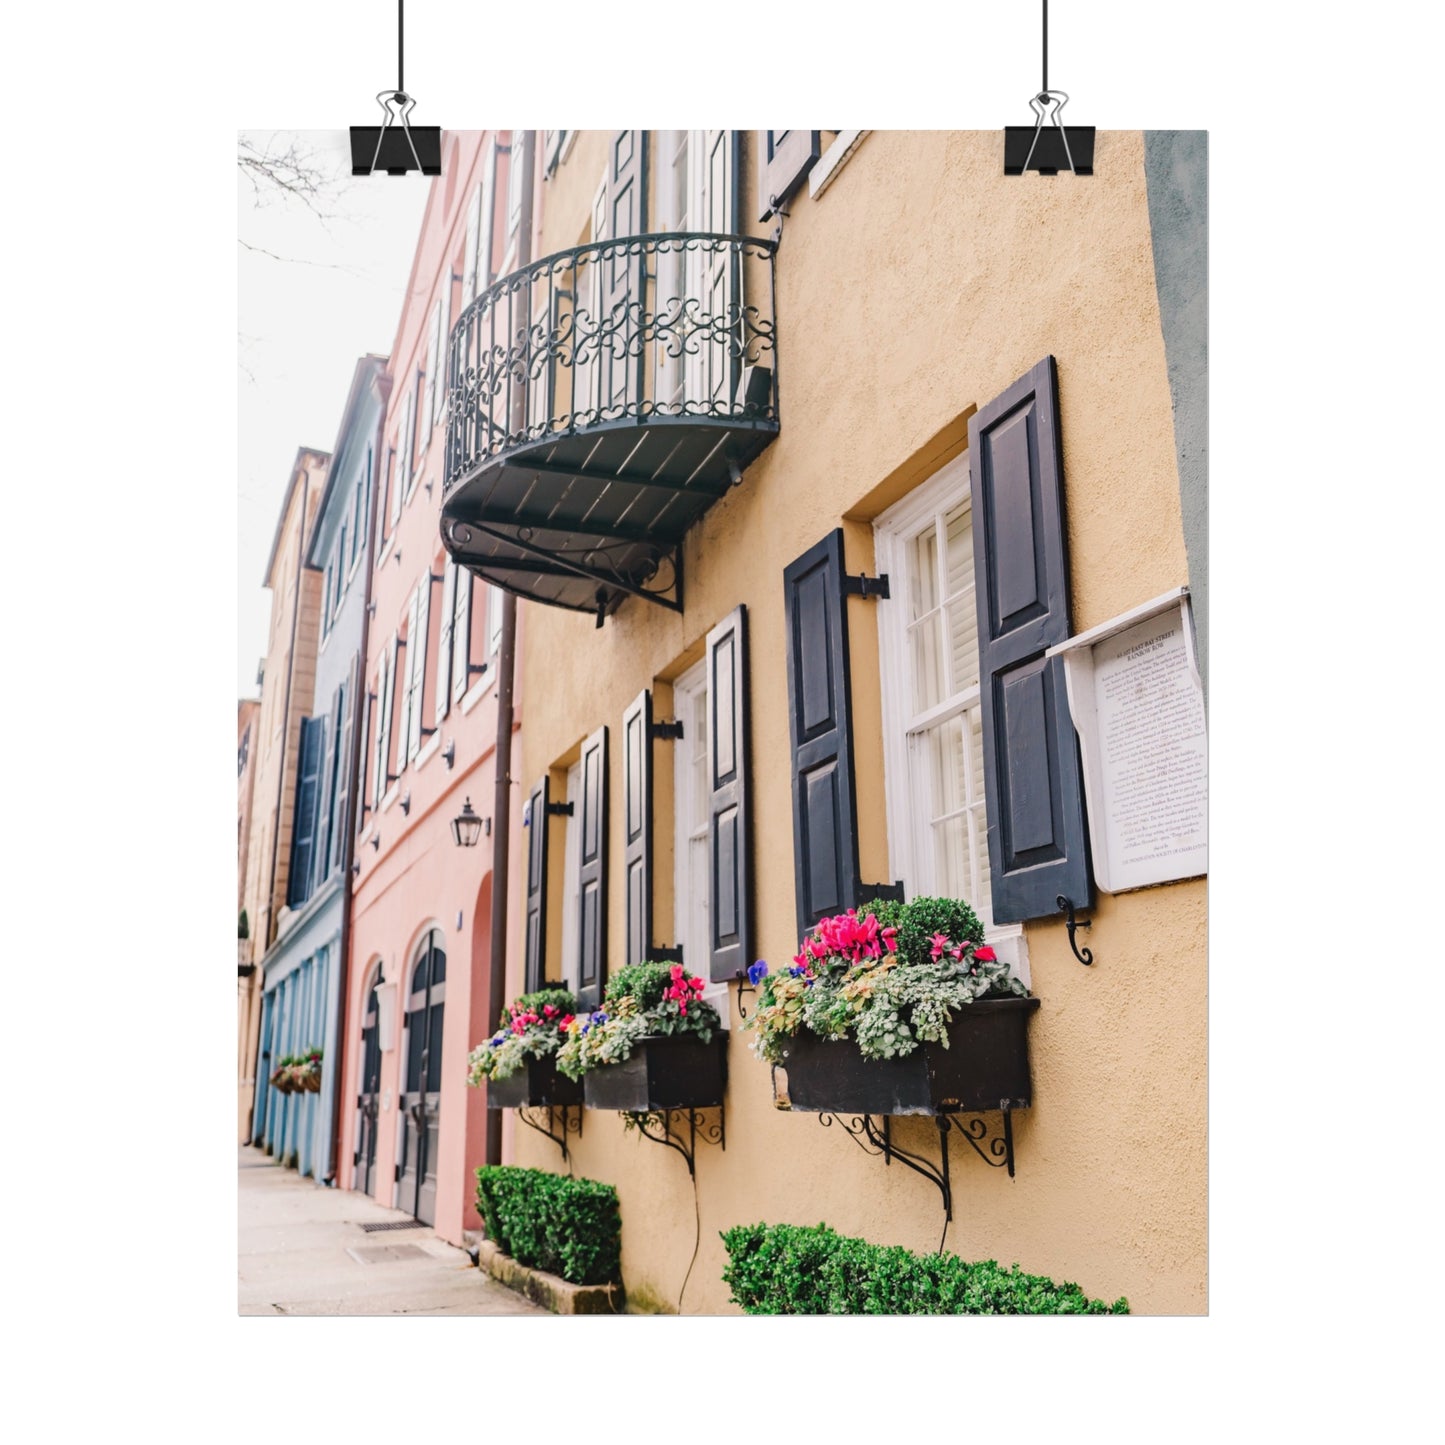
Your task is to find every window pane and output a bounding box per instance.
[909,615,945,714]
[943,504,980,694]
[967,706,992,925]
[910,524,939,620]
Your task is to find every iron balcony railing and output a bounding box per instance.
[443,231,778,495]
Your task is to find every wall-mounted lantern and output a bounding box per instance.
[451,797,488,848]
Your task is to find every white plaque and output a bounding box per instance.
[1047,590,1207,893]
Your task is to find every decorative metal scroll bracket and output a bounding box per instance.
[515,1104,583,1167]
[625,1107,725,1179]
[733,969,757,1020]
[820,1113,954,1221]
[843,572,891,600]
[1056,894,1095,966]
[942,1106,1016,1178]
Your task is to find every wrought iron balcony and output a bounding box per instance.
[441,232,779,622]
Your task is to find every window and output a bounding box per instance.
[422,298,443,445]
[672,661,729,1017]
[405,375,423,499]
[874,457,1025,971]
[487,583,503,656]
[506,132,525,243]
[452,566,476,700]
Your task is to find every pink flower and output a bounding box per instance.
[543,1004,556,1017]
[929,932,950,961]
[560,1014,574,1032]
[690,977,705,992]
[973,945,997,964]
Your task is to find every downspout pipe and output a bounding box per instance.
[326,376,390,1185]
[251,461,312,1144]
[485,129,534,1168]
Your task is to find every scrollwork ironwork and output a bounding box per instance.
[622,1106,725,1178]
[443,233,779,496]
[515,1104,582,1168]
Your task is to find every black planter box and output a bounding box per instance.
[582,1032,729,1112]
[485,1055,583,1110]
[776,998,1041,1115]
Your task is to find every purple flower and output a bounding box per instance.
[747,960,769,986]
[593,1011,608,1026]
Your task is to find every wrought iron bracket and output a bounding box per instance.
[515,1104,583,1166]
[733,969,757,1020]
[843,572,891,600]
[820,1113,954,1221]
[649,719,684,741]
[625,1106,724,1179]
[545,800,574,817]
[1056,894,1095,966]
[942,1106,1017,1177]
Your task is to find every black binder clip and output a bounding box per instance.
[1005,90,1095,176]
[351,90,441,177]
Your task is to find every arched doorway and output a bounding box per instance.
[354,967,384,1198]
[398,930,446,1223]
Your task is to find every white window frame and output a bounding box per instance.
[558,760,583,995]
[672,660,729,1020]
[873,454,1029,985]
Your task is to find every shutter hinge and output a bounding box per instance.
[545,801,574,817]
[468,660,489,679]
[649,719,684,741]
[844,573,891,600]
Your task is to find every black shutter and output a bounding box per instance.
[784,530,859,941]
[757,130,821,222]
[707,605,751,982]
[576,726,609,1012]
[288,716,324,908]
[968,355,1092,922]
[313,683,343,895]
[524,775,550,993]
[622,690,652,969]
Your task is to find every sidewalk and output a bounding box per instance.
[238,1146,546,1316]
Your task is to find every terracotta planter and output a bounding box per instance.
[582,1032,729,1112]
[776,998,1041,1115]
[486,1055,583,1109]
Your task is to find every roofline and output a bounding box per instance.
[261,446,330,589]
[304,355,391,569]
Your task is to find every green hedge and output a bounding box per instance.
[721,1223,1128,1314]
[475,1165,621,1286]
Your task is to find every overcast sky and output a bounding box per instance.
[238,131,431,697]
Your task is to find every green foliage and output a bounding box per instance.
[879,895,985,966]
[603,960,673,1011]
[720,1223,1129,1315]
[475,1165,621,1285]
[509,988,576,1029]
[469,988,578,1085]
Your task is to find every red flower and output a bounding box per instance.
[690,977,705,992]
[973,945,997,964]
[559,1014,575,1031]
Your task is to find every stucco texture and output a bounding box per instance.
[507,130,1206,1314]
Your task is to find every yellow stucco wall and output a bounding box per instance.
[505,130,1205,1314]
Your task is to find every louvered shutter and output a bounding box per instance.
[331,669,354,871]
[524,776,550,993]
[405,582,429,762]
[435,561,456,725]
[375,640,396,801]
[543,129,563,176]
[451,566,473,700]
[707,605,751,982]
[478,145,498,290]
[968,355,1092,922]
[576,725,609,1012]
[622,690,652,968]
[784,529,860,940]
[600,131,648,412]
[400,390,415,500]
[288,716,324,907]
[757,130,821,222]
[355,677,371,834]
[313,684,340,893]
[423,300,441,443]
[462,184,481,304]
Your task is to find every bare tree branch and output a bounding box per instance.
[237,134,348,223]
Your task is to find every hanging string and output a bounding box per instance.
[398,0,405,95]
[1042,0,1048,96]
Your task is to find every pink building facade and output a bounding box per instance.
[337,132,525,1244]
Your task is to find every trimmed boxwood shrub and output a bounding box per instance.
[475,1165,621,1286]
[721,1223,1128,1314]
[857,894,985,968]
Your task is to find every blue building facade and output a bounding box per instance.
[255,357,389,1181]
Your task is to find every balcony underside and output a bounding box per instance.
[441,414,778,622]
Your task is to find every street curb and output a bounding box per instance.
[475,1239,625,1315]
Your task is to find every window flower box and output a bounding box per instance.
[581,1031,729,1113]
[485,1054,584,1110]
[775,998,1040,1115]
